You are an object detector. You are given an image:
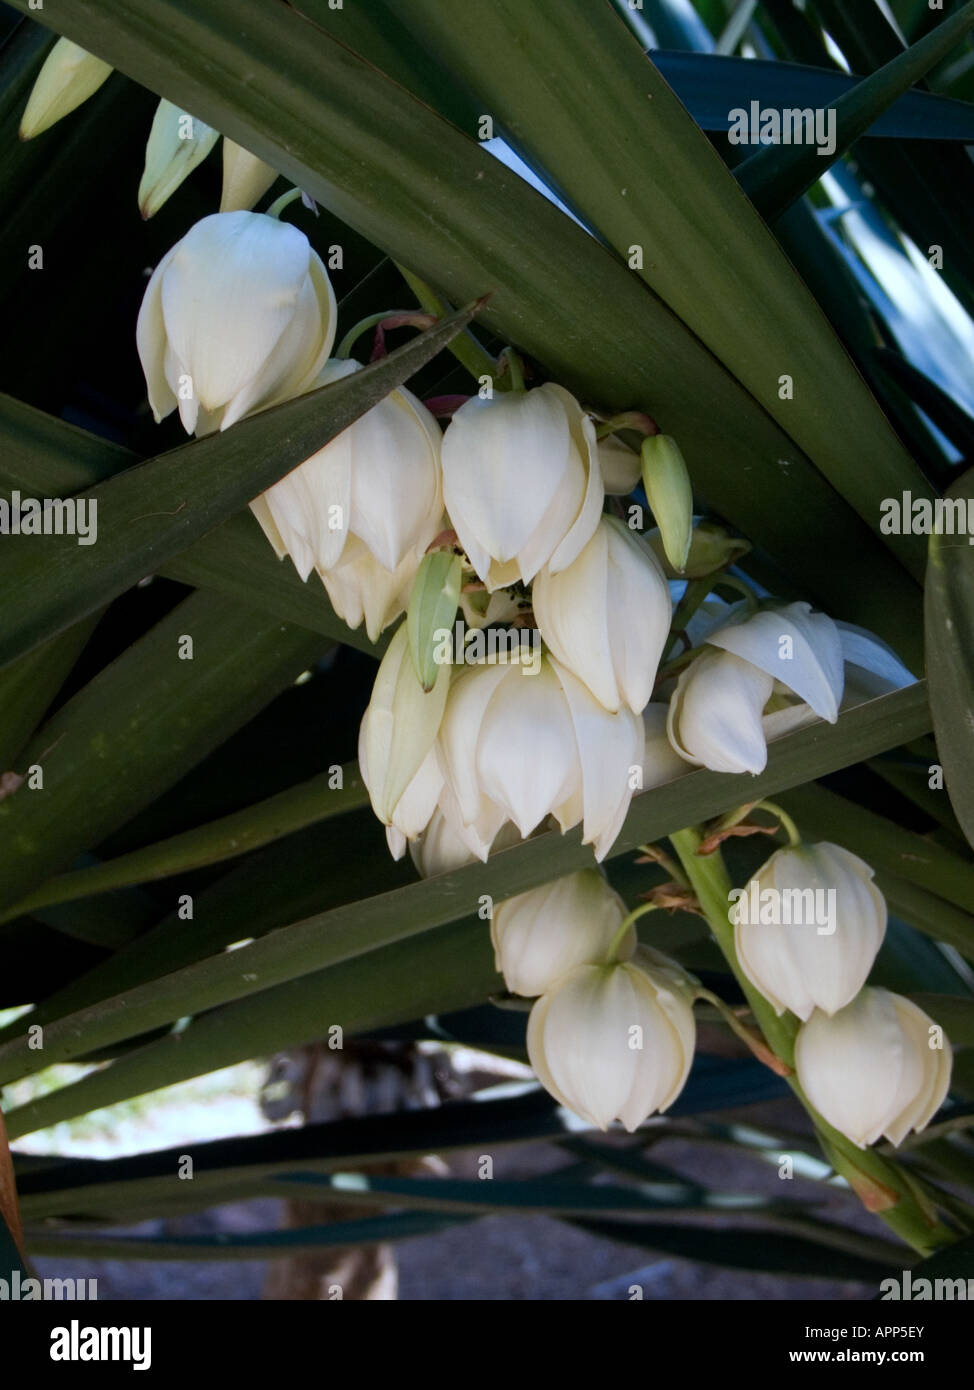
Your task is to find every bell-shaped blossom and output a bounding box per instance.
[441,384,603,590]
[437,654,642,861]
[20,39,112,139]
[252,358,443,639]
[533,517,671,714]
[527,947,696,1130]
[137,210,335,433]
[667,602,844,775]
[795,988,951,1148]
[734,842,886,1020]
[492,870,634,998]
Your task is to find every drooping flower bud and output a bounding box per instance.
[491,870,633,998]
[533,516,671,714]
[733,842,886,1020]
[358,623,449,838]
[795,988,951,1148]
[251,358,444,641]
[437,653,642,861]
[441,383,603,590]
[138,100,219,219]
[19,39,112,140]
[640,434,693,574]
[527,946,696,1130]
[220,139,279,212]
[136,211,336,434]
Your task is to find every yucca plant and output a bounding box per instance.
[1,0,974,1304]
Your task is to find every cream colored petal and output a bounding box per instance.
[160,212,311,414]
[708,602,844,723]
[135,244,180,424]
[551,658,642,860]
[667,649,773,775]
[441,387,572,574]
[477,663,578,837]
[220,139,279,212]
[138,100,219,219]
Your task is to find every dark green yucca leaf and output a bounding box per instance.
[925,469,974,848]
[0,310,472,670]
[4,0,925,668]
[736,1,974,216]
[0,683,932,1099]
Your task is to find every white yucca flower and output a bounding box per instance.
[491,870,634,998]
[251,358,443,641]
[437,653,642,862]
[441,384,603,590]
[533,516,671,714]
[220,139,279,212]
[667,601,844,774]
[733,842,886,1020]
[795,987,951,1148]
[136,210,335,434]
[358,624,449,855]
[527,946,696,1131]
[19,39,112,140]
[138,100,219,219]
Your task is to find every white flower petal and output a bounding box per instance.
[708,602,844,722]
[667,648,774,775]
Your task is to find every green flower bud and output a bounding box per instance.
[407,549,462,692]
[648,519,751,579]
[640,434,693,574]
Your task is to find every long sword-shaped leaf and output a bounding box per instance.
[25,1213,473,1261]
[0,761,366,923]
[0,399,375,652]
[0,810,410,1040]
[5,0,924,666]
[878,875,974,962]
[0,591,330,910]
[570,1217,899,1281]
[925,469,974,849]
[653,50,974,140]
[0,683,931,1090]
[0,618,99,771]
[736,1,974,218]
[15,1087,567,1221]
[398,0,934,580]
[0,308,473,671]
[777,782,974,915]
[2,916,503,1137]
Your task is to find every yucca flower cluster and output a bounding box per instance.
[131,204,950,1147]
